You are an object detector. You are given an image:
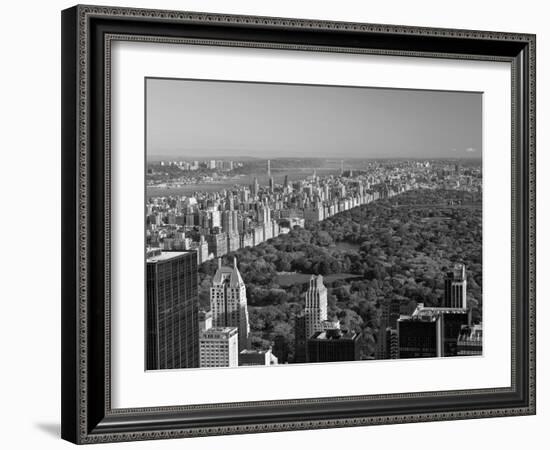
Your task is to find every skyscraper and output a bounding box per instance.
[210,257,250,351]
[398,313,440,359]
[444,263,468,309]
[231,210,239,235]
[206,231,228,258]
[267,159,271,176]
[304,275,328,339]
[199,327,239,368]
[307,329,361,362]
[221,209,233,234]
[251,177,259,197]
[294,314,307,363]
[146,249,199,370]
[440,309,470,356]
[377,299,414,359]
[397,304,470,359]
[197,235,209,264]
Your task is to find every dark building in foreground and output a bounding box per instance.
[376,298,416,359]
[398,304,469,359]
[441,309,470,356]
[239,348,278,366]
[307,329,360,363]
[146,249,199,370]
[398,314,439,358]
[294,315,307,363]
[457,324,483,356]
[273,334,290,364]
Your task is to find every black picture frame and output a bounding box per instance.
[61,4,536,444]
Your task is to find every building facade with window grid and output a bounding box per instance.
[146,249,199,370]
[199,327,238,368]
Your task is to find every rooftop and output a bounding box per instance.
[212,257,245,287]
[310,329,358,341]
[146,248,189,263]
[200,327,238,339]
[398,304,469,322]
[239,349,271,355]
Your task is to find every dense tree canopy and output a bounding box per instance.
[199,189,482,362]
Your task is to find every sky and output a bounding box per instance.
[146,78,482,159]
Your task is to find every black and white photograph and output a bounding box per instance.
[145,78,483,371]
[53,2,538,446]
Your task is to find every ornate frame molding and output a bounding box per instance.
[61,4,536,444]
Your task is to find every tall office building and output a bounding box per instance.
[210,257,250,351]
[146,249,199,370]
[206,231,228,258]
[294,314,307,363]
[295,315,340,363]
[375,326,390,360]
[199,327,238,368]
[444,263,468,309]
[376,298,416,359]
[304,275,328,339]
[197,235,209,264]
[251,177,260,197]
[231,210,240,235]
[221,210,234,234]
[307,329,361,363]
[398,304,469,359]
[226,232,240,253]
[398,312,440,359]
[382,298,416,329]
[440,309,470,356]
[260,200,271,225]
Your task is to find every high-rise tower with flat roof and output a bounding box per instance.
[146,248,199,370]
[199,327,239,368]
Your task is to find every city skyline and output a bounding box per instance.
[145,158,483,369]
[146,78,482,159]
[145,78,483,371]
[147,155,483,162]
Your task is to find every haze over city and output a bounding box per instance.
[146,78,482,160]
